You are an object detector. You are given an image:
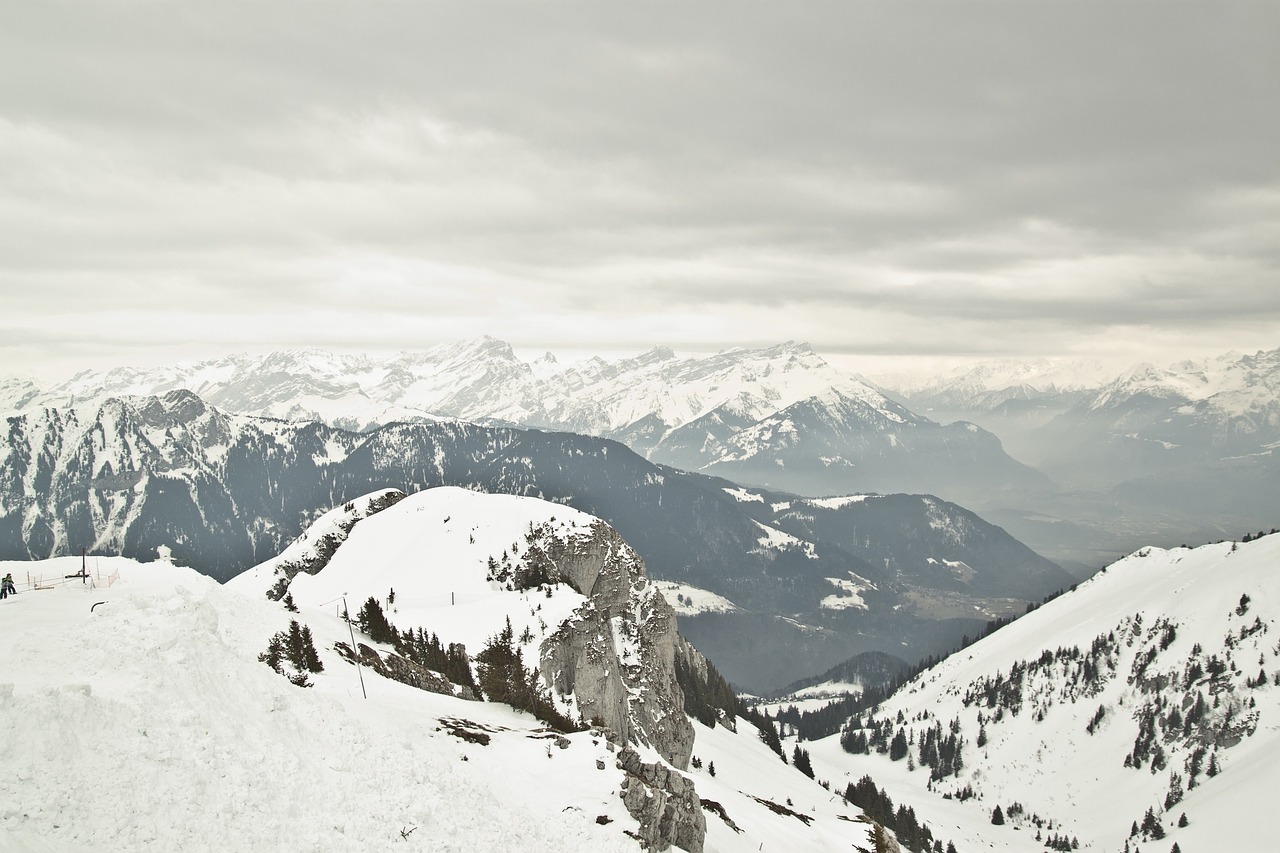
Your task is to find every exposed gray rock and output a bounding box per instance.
[617,747,706,853]
[335,640,476,701]
[536,519,694,770]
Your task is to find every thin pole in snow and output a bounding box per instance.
[342,594,367,700]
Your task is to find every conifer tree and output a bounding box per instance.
[991,805,1004,825]
[286,620,307,670]
[258,634,285,674]
[793,745,815,779]
[300,624,324,673]
[357,596,398,645]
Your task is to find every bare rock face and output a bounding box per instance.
[617,747,706,853]
[536,520,695,770]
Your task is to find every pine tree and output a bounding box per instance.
[991,805,1005,825]
[282,592,298,612]
[300,624,324,673]
[890,728,909,761]
[357,596,397,645]
[258,634,285,674]
[758,717,786,762]
[286,620,307,670]
[1177,813,1187,828]
[708,761,716,777]
[793,745,815,779]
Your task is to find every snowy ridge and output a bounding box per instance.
[0,339,884,437]
[1086,347,1280,418]
[807,533,1280,852]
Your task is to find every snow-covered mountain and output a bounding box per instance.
[876,347,1280,566]
[803,531,1280,852]
[0,488,889,852]
[873,357,1115,401]
[1023,348,1280,536]
[0,339,1047,508]
[0,391,1070,694]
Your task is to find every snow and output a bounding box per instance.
[720,487,764,503]
[820,576,871,611]
[806,533,1280,852]
[2,339,911,453]
[750,521,817,559]
[283,488,599,660]
[651,580,739,616]
[872,357,1115,397]
[805,494,880,510]
[0,491,884,853]
[0,557,637,853]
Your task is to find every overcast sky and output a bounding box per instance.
[2,2,1277,380]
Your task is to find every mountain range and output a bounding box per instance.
[878,346,1280,564]
[0,389,1071,694]
[0,339,1050,512]
[8,338,1276,568]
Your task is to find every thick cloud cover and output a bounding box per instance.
[1,2,1276,377]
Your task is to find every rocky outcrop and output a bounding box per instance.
[334,640,476,701]
[536,520,694,770]
[617,747,706,853]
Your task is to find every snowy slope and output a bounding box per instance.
[806,533,1280,852]
[0,490,886,852]
[0,556,638,853]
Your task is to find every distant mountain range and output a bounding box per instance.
[879,347,1280,561]
[0,339,1050,511]
[0,390,1072,693]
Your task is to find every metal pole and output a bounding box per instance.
[342,595,367,700]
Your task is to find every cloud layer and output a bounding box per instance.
[2,3,1277,377]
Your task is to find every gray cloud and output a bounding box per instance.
[1,2,1277,378]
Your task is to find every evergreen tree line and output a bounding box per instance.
[839,713,964,781]
[475,618,579,733]
[674,651,743,728]
[397,626,478,694]
[1040,830,1079,850]
[355,597,478,692]
[774,604,1048,745]
[259,620,324,687]
[843,775,954,853]
[744,704,788,764]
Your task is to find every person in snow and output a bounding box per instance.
[0,573,13,599]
